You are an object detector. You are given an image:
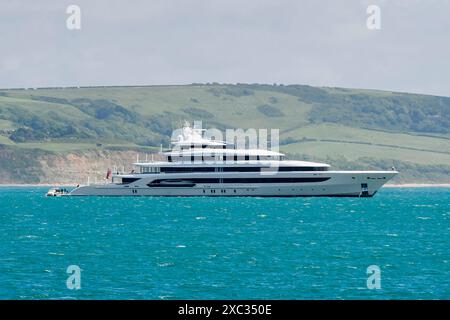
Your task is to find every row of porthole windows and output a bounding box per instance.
[132,187,329,193]
[201,188,326,194]
[130,188,328,194]
[203,189,235,194]
[202,189,256,194]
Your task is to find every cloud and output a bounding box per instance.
[0,0,449,96]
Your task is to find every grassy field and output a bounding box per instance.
[280,123,450,164]
[0,84,449,183]
[283,140,450,165]
[3,85,314,130]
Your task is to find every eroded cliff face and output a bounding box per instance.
[37,150,136,185]
[0,148,163,184]
[1,146,449,184]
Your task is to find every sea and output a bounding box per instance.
[0,187,448,299]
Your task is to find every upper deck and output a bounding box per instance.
[131,123,331,172]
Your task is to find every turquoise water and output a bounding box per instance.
[0,187,448,299]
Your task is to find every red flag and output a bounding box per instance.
[106,168,112,179]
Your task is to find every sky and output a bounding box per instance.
[0,0,449,97]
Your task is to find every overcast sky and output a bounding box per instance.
[0,0,449,96]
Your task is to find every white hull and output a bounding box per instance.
[70,171,397,197]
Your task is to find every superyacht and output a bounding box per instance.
[69,124,397,197]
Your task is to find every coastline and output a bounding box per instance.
[0,183,449,188]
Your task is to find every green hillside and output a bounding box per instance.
[0,84,449,183]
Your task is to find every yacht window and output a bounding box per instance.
[120,178,141,184]
[191,156,200,164]
[222,177,330,183]
[223,167,261,172]
[160,167,215,173]
[278,166,328,172]
[203,154,215,163]
[148,177,330,184]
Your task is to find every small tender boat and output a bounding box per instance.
[46,188,70,197]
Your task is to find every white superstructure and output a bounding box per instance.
[70,124,397,197]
